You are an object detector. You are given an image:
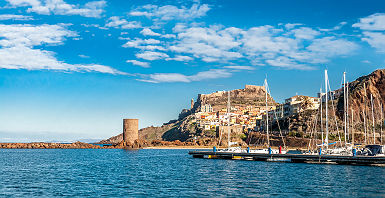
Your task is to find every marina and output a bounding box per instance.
[189,150,385,166]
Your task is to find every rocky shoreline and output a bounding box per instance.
[0,135,312,149]
[0,140,203,149]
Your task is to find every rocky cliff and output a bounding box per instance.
[341,69,385,123]
[270,69,385,138]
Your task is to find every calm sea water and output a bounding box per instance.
[1,149,385,197]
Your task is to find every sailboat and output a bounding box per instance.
[217,78,286,154]
[249,78,286,154]
[307,70,353,155]
[216,90,244,152]
[357,93,385,156]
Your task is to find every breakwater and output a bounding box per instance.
[0,140,198,149]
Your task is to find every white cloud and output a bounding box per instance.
[265,56,313,70]
[143,73,190,83]
[361,31,385,52]
[140,28,161,36]
[135,51,169,60]
[105,16,141,29]
[306,37,359,61]
[223,66,255,70]
[319,22,347,31]
[353,13,385,31]
[166,55,193,61]
[189,69,232,81]
[129,3,210,21]
[0,24,123,74]
[122,38,163,51]
[0,46,122,74]
[352,13,385,53]
[140,69,231,83]
[0,24,77,47]
[291,27,320,40]
[170,26,243,62]
[0,14,33,20]
[161,34,176,38]
[6,0,106,18]
[78,54,90,58]
[126,60,150,68]
[284,23,303,30]
[121,22,358,70]
[166,24,358,69]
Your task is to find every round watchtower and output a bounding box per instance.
[123,119,138,144]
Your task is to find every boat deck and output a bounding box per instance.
[188,151,385,165]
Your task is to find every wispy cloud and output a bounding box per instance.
[5,0,107,18]
[353,13,385,53]
[78,54,90,58]
[353,13,385,31]
[105,16,142,29]
[223,66,255,70]
[129,3,210,21]
[0,24,124,74]
[166,55,193,61]
[0,14,33,20]
[361,31,385,52]
[140,28,161,36]
[126,60,150,68]
[135,51,169,61]
[139,69,232,83]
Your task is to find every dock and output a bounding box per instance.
[188,151,385,166]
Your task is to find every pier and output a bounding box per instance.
[188,151,385,166]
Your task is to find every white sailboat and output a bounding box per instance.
[358,93,385,156]
[217,90,243,152]
[326,71,353,155]
[311,70,352,155]
[249,78,286,154]
[217,78,286,154]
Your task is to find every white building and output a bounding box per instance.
[200,104,213,113]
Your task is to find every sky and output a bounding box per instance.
[0,0,384,142]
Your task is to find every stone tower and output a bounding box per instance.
[123,119,138,144]
[191,98,194,109]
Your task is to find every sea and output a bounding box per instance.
[1,149,385,197]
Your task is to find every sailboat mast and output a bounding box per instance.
[351,108,354,146]
[344,72,347,145]
[265,78,270,147]
[381,103,383,144]
[347,81,350,142]
[320,87,324,150]
[371,94,375,144]
[364,83,368,144]
[227,90,231,148]
[325,70,329,149]
[363,109,367,144]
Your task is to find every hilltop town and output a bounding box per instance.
[100,69,385,148]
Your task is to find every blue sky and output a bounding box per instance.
[0,0,384,142]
